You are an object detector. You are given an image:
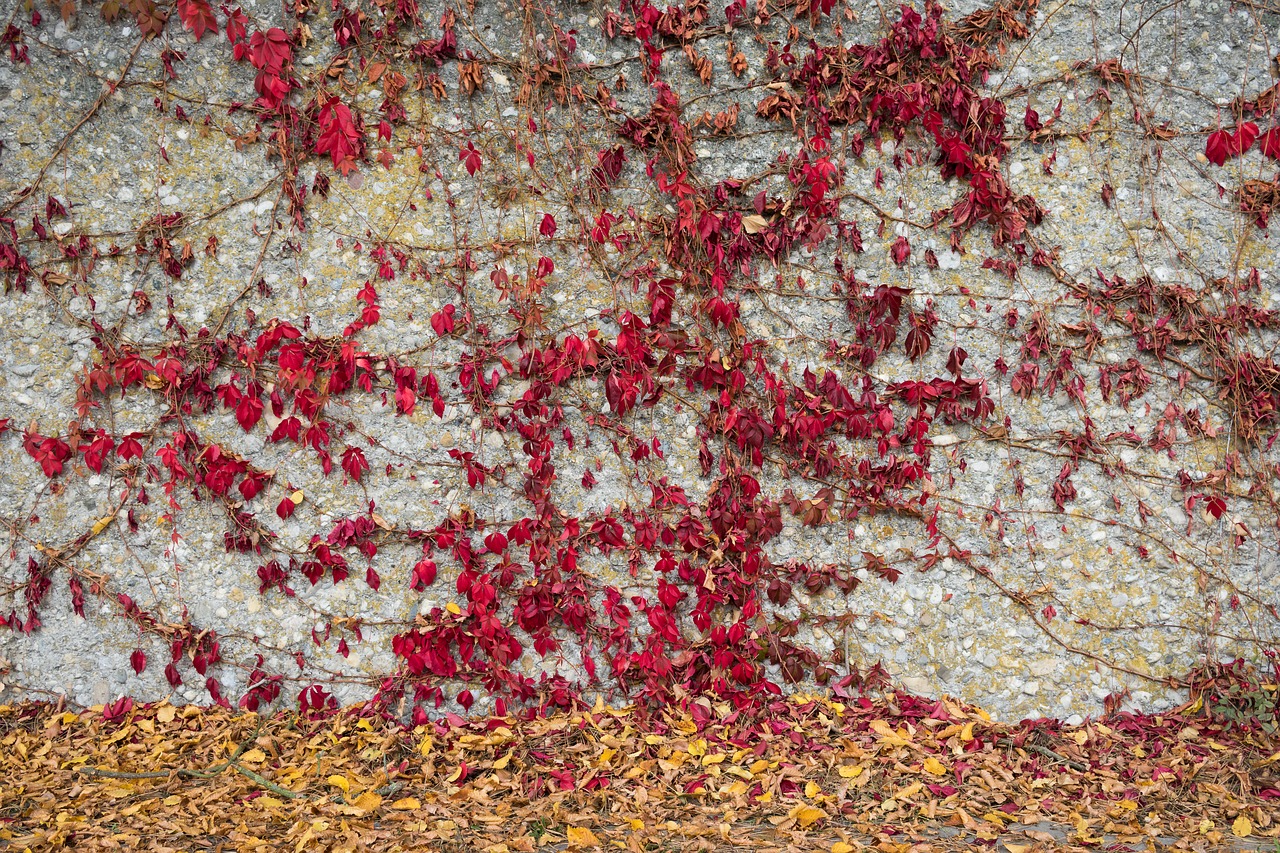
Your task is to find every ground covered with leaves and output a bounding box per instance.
[2,692,1279,851]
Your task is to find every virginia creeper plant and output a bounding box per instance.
[0,0,1278,726]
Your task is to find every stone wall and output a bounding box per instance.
[0,0,1277,722]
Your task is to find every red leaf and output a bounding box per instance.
[131,648,147,674]
[395,384,416,416]
[315,97,363,175]
[176,0,217,40]
[239,472,268,500]
[890,236,910,266]
[117,432,145,458]
[1260,127,1280,159]
[276,496,297,519]
[270,416,302,443]
[223,6,247,43]
[430,304,456,336]
[341,445,369,482]
[23,432,71,478]
[1235,121,1259,155]
[905,326,930,360]
[248,27,291,74]
[1205,129,1231,166]
[102,697,133,722]
[412,559,437,589]
[1206,495,1227,520]
[83,431,116,474]
[235,391,263,431]
[1023,105,1041,132]
[1204,125,1260,166]
[459,142,482,176]
[539,213,557,238]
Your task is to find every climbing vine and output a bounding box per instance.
[1,0,1278,722]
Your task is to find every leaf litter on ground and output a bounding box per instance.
[1,690,1277,851]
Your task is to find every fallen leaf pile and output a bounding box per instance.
[2,691,1277,851]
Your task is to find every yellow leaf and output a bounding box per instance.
[290,490,304,505]
[155,704,175,724]
[257,796,284,809]
[162,795,182,806]
[566,826,600,847]
[805,780,821,798]
[1232,815,1252,837]
[832,843,855,853]
[446,601,462,615]
[327,775,350,793]
[390,797,421,810]
[896,782,922,800]
[90,515,114,535]
[1117,799,1138,811]
[295,819,328,852]
[493,751,512,770]
[1002,844,1031,853]
[960,722,975,743]
[627,819,644,830]
[687,738,707,756]
[644,734,664,745]
[869,719,912,746]
[790,804,827,828]
[922,756,946,775]
[445,766,463,783]
[351,791,382,812]
[418,735,434,757]
[1198,819,1214,834]
[701,752,726,766]
[838,764,863,779]
[750,759,769,773]
[239,748,267,765]
[596,748,616,767]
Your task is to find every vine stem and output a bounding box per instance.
[2,39,145,217]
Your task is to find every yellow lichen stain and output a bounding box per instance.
[1236,238,1275,305]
